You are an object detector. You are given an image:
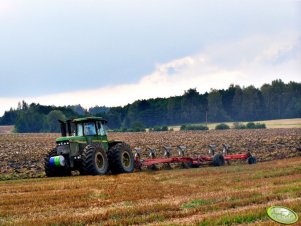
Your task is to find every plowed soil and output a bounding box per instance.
[0,129,300,179]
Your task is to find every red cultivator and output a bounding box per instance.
[134,144,256,170]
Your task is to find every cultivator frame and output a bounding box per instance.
[134,144,256,170]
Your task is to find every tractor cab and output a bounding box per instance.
[73,117,107,137]
[56,117,109,149]
[58,117,107,137]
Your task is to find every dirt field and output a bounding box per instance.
[0,129,300,225]
[0,129,300,179]
[0,157,300,225]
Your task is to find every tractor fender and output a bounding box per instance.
[108,140,123,149]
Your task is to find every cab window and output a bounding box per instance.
[84,122,96,136]
[97,122,106,136]
[77,123,83,136]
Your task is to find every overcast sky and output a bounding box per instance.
[0,0,300,116]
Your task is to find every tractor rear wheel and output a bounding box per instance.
[212,153,225,166]
[44,148,71,177]
[81,145,109,175]
[108,142,134,174]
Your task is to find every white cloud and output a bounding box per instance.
[0,32,300,117]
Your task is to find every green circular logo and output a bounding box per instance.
[267,206,299,224]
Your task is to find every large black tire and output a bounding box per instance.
[190,163,201,168]
[44,149,71,177]
[247,156,257,164]
[147,164,158,171]
[182,162,200,168]
[108,142,134,174]
[212,153,225,167]
[82,145,109,175]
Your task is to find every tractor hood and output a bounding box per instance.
[56,136,86,143]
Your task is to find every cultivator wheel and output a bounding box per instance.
[212,153,225,166]
[44,148,71,177]
[108,142,134,174]
[81,145,109,175]
[247,156,257,164]
[190,162,201,168]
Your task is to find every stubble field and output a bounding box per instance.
[0,129,300,225]
[0,156,301,225]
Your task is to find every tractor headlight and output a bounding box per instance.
[57,142,69,146]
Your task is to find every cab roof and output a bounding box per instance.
[71,117,107,123]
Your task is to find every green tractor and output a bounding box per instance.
[44,117,134,176]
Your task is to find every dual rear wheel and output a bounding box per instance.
[108,142,135,174]
[81,142,134,175]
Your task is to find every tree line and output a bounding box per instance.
[0,102,78,132]
[98,79,301,129]
[0,79,300,132]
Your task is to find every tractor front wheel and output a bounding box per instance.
[81,145,109,175]
[108,142,134,174]
[44,149,71,177]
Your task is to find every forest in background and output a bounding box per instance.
[0,79,300,132]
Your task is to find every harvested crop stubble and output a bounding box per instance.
[0,126,13,134]
[0,157,300,225]
[0,129,300,178]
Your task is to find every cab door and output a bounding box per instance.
[83,122,97,144]
[96,121,109,151]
